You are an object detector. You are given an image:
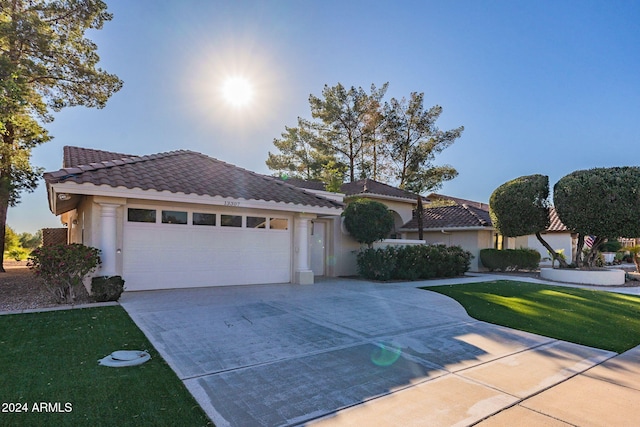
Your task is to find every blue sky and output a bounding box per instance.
[9,0,640,233]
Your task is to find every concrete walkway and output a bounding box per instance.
[120,275,640,427]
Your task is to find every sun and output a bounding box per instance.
[221,76,254,108]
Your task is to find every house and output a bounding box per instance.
[44,146,498,291]
[399,204,495,271]
[44,146,343,290]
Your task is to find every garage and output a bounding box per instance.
[123,206,292,290]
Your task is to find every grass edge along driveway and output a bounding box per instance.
[423,280,640,353]
[0,306,213,427]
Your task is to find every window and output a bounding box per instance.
[162,210,187,224]
[193,213,216,226]
[247,216,266,229]
[128,208,156,223]
[221,214,242,227]
[270,218,289,230]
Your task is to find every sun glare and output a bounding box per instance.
[221,76,254,108]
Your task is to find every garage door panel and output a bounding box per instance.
[123,220,291,290]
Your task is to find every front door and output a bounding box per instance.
[309,221,326,276]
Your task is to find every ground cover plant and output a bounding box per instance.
[423,280,640,353]
[0,306,212,426]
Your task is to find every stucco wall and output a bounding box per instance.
[331,217,361,277]
[379,199,415,226]
[515,233,574,265]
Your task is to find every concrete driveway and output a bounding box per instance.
[120,277,620,426]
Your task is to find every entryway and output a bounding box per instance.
[309,220,326,276]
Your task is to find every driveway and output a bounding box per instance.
[120,277,618,426]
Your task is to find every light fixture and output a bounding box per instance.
[58,193,71,201]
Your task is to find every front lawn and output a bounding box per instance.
[0,306,212,426]
[423,281,640,353]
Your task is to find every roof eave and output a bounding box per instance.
[400,226,495,232]
[47,181,82,216]
[47,182,344,215]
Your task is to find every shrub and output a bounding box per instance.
[356,247,397,281]
[439,245,474,277]
[599,239,622,253]
[357,244,473,281]
[479,248,541,271]
[27,244,101,304]
[91,276,125,302]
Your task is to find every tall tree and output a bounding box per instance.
[308,82,388,182]
[0,0,122,271]
[265,119,326,180]
[383,92,463,194]
[266,83,463,193]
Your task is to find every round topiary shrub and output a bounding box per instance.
[343,198,394,247]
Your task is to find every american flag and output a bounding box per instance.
[584,235,595,248]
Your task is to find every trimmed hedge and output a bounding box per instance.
[357,244,473,281]
[479,248,541,271]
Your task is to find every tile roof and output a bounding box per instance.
[276,177,327,191]
[340,179,422,200]
[278,177,424,201]
[63,146,137,168]
[46,147,343,209]
[427,193,489,211]
[400,204,493,230]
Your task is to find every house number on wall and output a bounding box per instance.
[224,201,240,207]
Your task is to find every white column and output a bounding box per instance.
[99,203,119,276]
[295,214,315,284]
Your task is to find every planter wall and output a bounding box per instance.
[540,268,625,286]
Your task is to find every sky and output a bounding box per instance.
[8,0,640,234]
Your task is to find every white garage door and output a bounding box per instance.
[123,208,292,291]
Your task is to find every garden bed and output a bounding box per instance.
[0,263,91,312]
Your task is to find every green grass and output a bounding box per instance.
[0,306,212,426]
[423,281,640,353]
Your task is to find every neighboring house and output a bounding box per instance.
[290,179,495,274]
[44,146,343,290]
[511,207,576,265]
[431,193,576,266]
[399,204,495,271]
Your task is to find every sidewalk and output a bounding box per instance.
[308,342,640,427]
[477,344,640,426]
